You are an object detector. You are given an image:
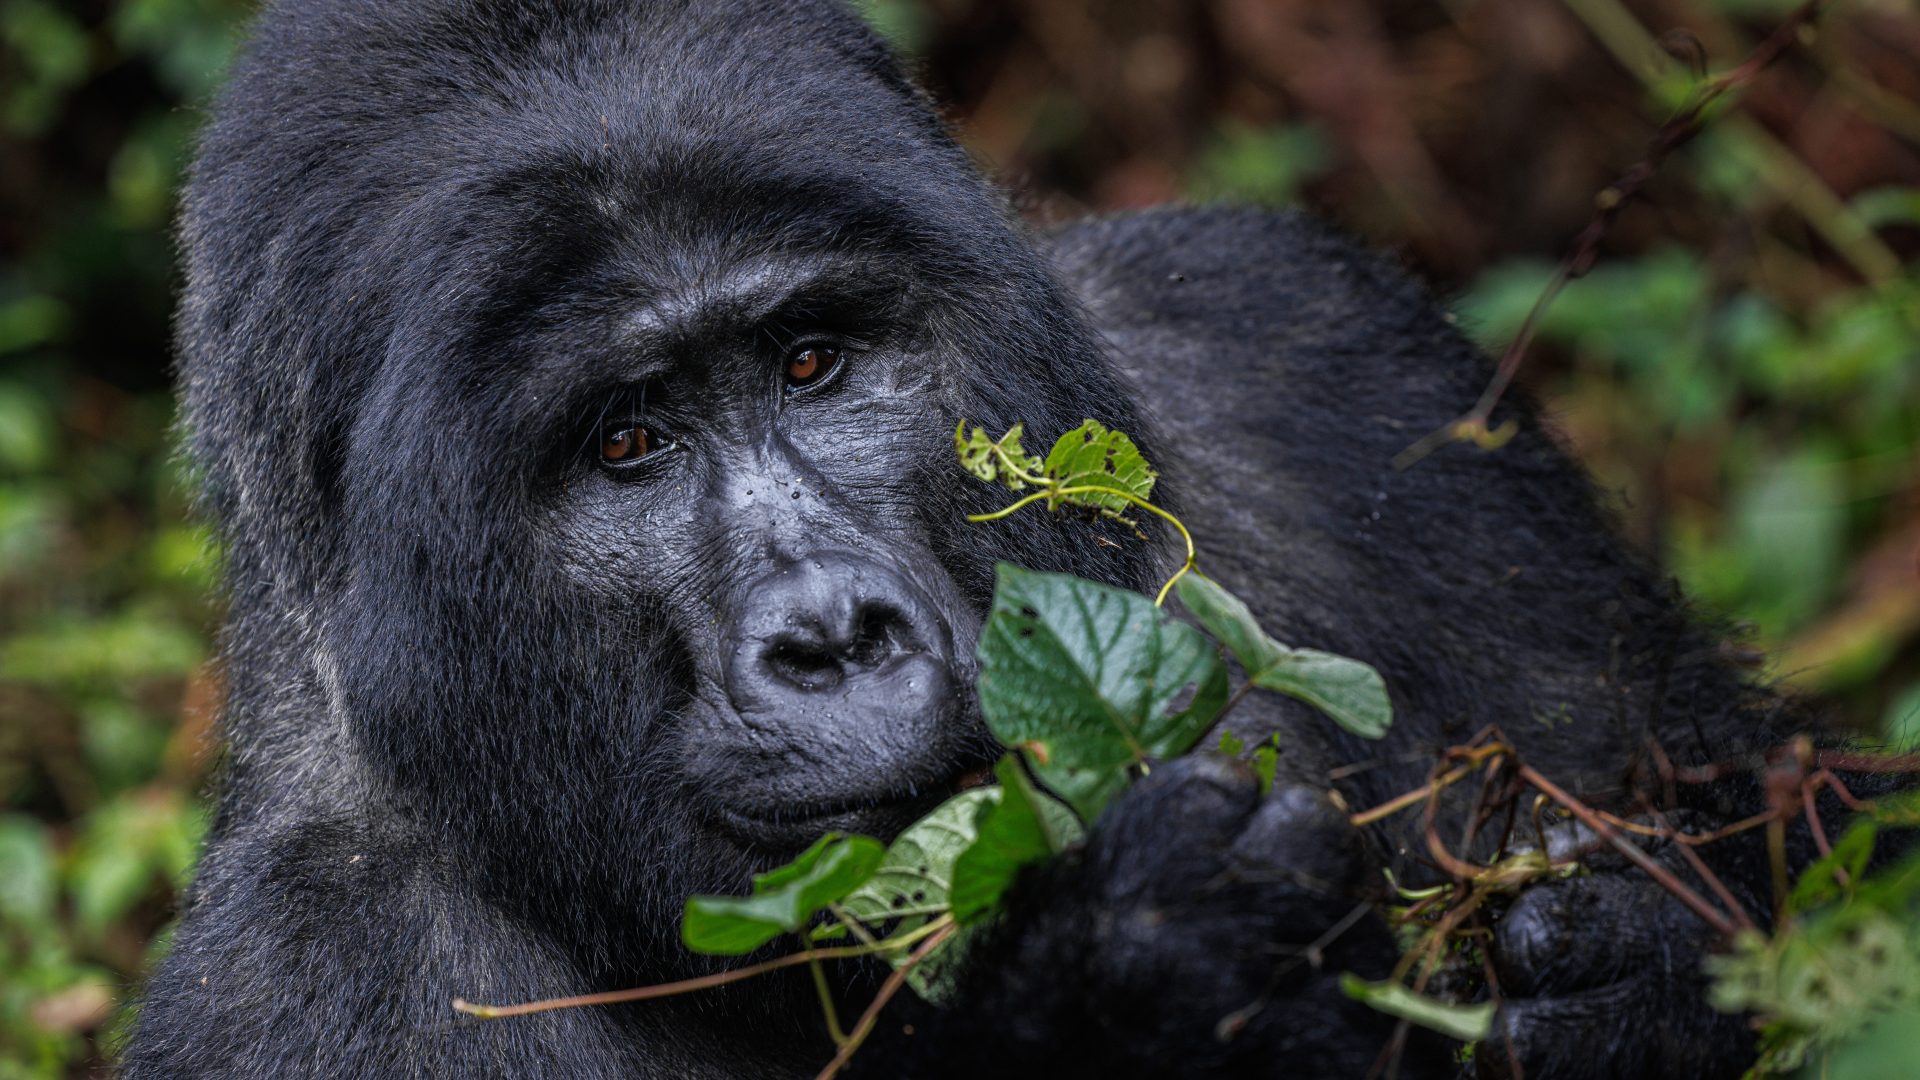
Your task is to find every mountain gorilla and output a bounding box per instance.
[123,1,1861,1077]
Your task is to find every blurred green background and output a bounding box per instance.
[0,0,1915,1075]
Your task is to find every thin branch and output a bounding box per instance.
[814,922,959,1080]
[1517,763,1740,939]
[453,917,954,1020]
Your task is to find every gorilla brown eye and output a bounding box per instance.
[599,425,651,463]
[786,346,840,389]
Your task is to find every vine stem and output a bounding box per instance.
[452,916,955,1020]
[968,486,1197,606]
[813,921,959,1080]
[807,949,849,1047]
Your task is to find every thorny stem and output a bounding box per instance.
[814,921,959,1080]
[453,916,956,1020]
[969,486,1198,606]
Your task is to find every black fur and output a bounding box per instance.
[125,2,1857,1077]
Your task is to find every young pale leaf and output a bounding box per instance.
[955,421,1043,490]
[839,787,997,935]
[1341,975,1494,1043]
[1041,420,1157,518]
[978,564,1228,820]
[682,833,885,955]
[1176,574,1392,740]
[1250,734,1280,794]
[950,757,1081,923]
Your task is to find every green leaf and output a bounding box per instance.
[1250,735,1279,794]
[71,844,153,939]
[0,815,57,926]
[1040,420,1157,518]
[978,564,1228,820]
[1176,574,1392,740]
[1789,820,1878,913]
[1341,975,1494,1043]
[1864,785,1920,828]
[682,833,885,955]
[1849,185,1920,230]
[954,421,1043,490]
[839,788,996,935]
[950,757,1076,924]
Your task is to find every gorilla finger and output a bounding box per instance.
[1493,874,1713,997]
[1083,755,1260,884]
[1480,984,1750,1080]
[1095,754,1260,838]
[1224,784,1370,897]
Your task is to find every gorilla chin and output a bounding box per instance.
[122,2,1886,1078]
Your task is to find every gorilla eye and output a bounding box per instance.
[785,345,841,390]
[599,424,652,464]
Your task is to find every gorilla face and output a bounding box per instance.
[175,0,1168,966]
[273,153,1162,948]
[536,245,990,852]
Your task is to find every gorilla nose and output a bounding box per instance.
[760,601,910,692]
[725,552,955,724]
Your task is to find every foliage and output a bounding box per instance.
[0,1,245,1074]
[643,421,1397,1074]
[5,0,1918,1076]
[1705,801,1920,1078]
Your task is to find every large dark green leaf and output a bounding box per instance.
[978,565,1228,819]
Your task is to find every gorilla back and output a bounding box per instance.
[130,1,1827,1078]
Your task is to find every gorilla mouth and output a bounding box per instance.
[716,792,941,850]
[716,768,997,850]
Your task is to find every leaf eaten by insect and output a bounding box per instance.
[977,564,1228,820]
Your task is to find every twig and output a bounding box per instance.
[814,922,958,1080]
[453,917,954,1020]
[1350,763,1475,827]
[1517,763,1740,939]
[1649,807,1759,933]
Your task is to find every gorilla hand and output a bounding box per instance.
[1482,823,1757,1080]
[880,756,1446,1079]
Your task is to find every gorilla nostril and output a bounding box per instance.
[729,553,953,706]
[764,638,844,691]
[846,606,906,668]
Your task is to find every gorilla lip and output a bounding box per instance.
[717,766,996,848]
[715,789,945,849]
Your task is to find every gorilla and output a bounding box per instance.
[124,1,1876,1077]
